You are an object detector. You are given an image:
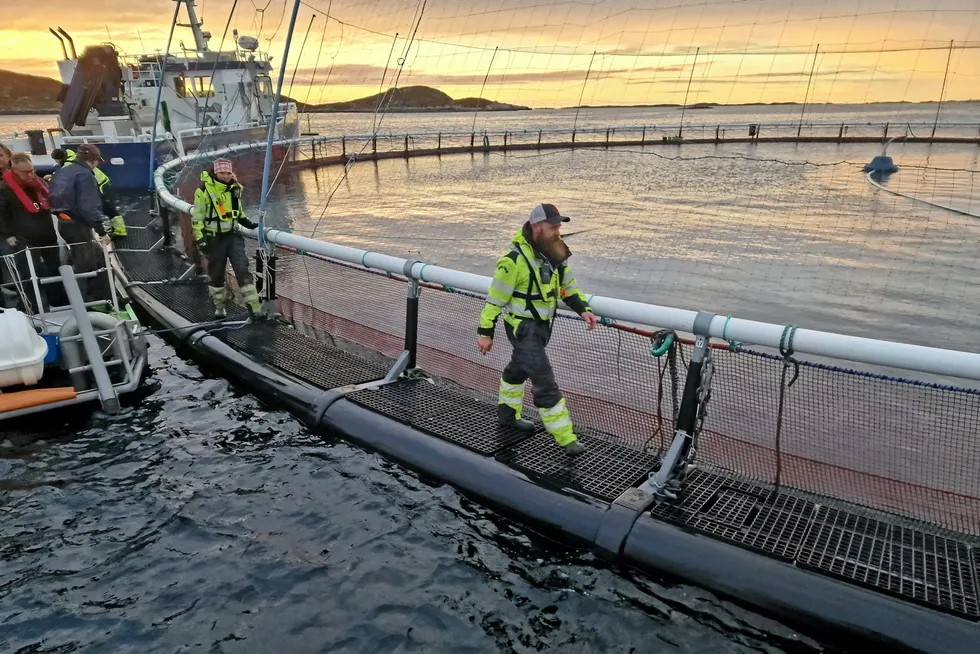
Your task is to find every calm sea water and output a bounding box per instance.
[0,338,823,653]
[247,134,980,355]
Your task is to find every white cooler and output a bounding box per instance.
[0,309,48,387]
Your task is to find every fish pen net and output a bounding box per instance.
[268,241,980,536]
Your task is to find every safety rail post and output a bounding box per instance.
[639,311,714,499]
[470,132,475,148]
[641,126,646,143]
[538,130,542,147]
[715,125,720,142]
[341,136,346,157]
[384,260,422,382]
[372,136,377,153]
[437,132,441,151]
[838,123,845,142]
[160,201,173,248]
[404,134,409,157]
[503,132,508,151]
[883,122,889,142]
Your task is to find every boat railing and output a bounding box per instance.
[0,242,144,416]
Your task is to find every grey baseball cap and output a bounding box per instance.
[528,203,570,224]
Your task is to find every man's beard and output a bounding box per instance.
[536,231,571,265]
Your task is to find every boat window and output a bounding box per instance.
[193,76,214,97]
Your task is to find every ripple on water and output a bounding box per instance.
[0,338,827,653]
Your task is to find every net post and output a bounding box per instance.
[383,260,422,381]
[160,201,173,249]
[640,310,716,499]
[403,260,422,368]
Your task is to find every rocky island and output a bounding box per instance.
[299,85,530,113]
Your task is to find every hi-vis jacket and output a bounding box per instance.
[191,171,246,242]
[479,225,591,337]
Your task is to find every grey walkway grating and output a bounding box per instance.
[219,321,389,390]
[115,250,193,282]
[798,506,980,618]
[650,469,815,560]
[346,379,535,455]
[497,430,659,502]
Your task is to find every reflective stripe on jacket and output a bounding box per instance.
[191,171,246,241]
[478,224,590,337]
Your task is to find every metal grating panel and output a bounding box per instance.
[798,506,980,618]
[219,322,389,390]
[650,469,814,560]
[141,281,237,324]
[497,430,659,502]
[115,250,192,282]
[346,379,535,455]
[115,215,163,250]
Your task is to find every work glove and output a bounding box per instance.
[239,218,258,230]
[198,239,209,256]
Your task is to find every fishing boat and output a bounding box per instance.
[0,0,297,189]
[0,243,147,420]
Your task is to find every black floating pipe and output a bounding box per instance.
[57,27,77,59]
[623,515,980,654]
[49,28,68,60]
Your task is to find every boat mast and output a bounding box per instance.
[256,0,302,250]
[180,0,209,52]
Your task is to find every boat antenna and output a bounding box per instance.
[256,0,302,250]
[148,0,183,189]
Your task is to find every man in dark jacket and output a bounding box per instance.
[47,143,111,306]
[0,152,66,309]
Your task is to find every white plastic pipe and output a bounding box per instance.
[155,135,980,383]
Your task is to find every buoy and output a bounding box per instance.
[863,155,898,174]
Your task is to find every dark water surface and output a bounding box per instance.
[0,338,825,653]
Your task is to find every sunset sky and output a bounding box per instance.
[3,0,979,107]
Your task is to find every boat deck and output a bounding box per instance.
[112,209,980,626]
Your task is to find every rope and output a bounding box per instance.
[722,314,743,351]
[774,324,800,489]
[643,329,680,455]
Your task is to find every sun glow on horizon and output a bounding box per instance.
[3,0,979,109]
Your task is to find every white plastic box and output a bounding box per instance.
[0,309,48,387]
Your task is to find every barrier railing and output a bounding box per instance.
[152,133,980,535]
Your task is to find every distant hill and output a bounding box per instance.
[301,85,530,113]
[0,70,62,115]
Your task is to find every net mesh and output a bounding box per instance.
[269,242,980,536]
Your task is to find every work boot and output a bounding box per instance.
[563,441,586,457]
[208,284,227,319]
[497,403,535,434]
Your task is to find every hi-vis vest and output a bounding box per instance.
[64,149,110,193]
[191,172,245,241]
[479,227,590,336]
